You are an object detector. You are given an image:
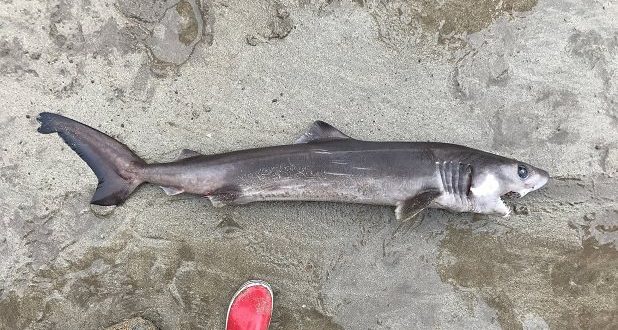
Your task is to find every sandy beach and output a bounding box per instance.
[1,0,617,328]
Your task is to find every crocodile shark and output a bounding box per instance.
[37,112,549,221]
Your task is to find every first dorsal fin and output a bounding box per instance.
[295,121,353,144]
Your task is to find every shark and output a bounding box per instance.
[37,112,549,221]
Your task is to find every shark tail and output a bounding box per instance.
[37,112,146,206]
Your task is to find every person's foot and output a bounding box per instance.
[226,280,273,330]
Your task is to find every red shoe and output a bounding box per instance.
[226,280,273,330]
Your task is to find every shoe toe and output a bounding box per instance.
[226,281,273,330]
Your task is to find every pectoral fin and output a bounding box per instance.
[395,190,441,222]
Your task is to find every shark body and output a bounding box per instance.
[37,112,549,220]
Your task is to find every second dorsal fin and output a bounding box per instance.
[295,121,352,144]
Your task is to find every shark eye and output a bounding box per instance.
[517,165,528,179]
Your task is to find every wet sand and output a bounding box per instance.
[1,0,617,328]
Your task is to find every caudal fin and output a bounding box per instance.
[37,112,146,206]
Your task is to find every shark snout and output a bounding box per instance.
[517,171,549,197]
[537,174,549,189]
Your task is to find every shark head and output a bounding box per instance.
[471,160,549,198]
[497,161,549,198]
[468,157,549,216]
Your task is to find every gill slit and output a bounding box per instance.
[437,160,473,209]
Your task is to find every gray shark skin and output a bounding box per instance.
[37,112,549,221]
